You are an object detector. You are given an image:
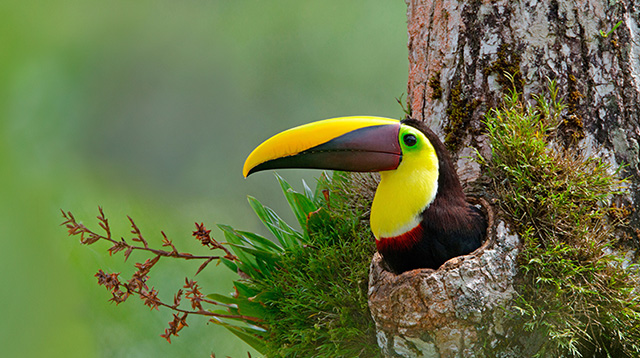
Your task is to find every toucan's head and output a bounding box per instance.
[243,116,454,240]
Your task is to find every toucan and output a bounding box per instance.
[242,116,486,273]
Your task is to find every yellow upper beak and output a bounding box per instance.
[243,116,402,177]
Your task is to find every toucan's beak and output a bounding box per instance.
[243,116,402,177]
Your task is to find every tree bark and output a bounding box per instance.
[368,1,640,357]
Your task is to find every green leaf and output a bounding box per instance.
[254,256,277,279]
[313,172,332,205]
[207,293,240,306]
[302,179,314,200]
[219,225,283,257]
[212,290,269,319]
[211,318,267,353]
[247,195,302,249]
[233,280,260,298]
[226,243,280,267]
[236,230,284,253]
[236,299,269,319]
[220,257,238,272]
[218,225,259,270]
[207,294,270,320]
[276,174,318,230]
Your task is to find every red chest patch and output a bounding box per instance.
[375,224,424,253]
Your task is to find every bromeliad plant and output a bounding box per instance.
[62,172,380,357]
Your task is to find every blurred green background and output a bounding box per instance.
[0,1,407,357]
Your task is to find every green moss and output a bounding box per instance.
[485,43,523,94]
[444,82,479,152]
[258,231,378,357]
[561,74,585,144]
[480,82,640,357]
[428,71,443,100]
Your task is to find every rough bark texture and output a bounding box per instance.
[368,1,640,357]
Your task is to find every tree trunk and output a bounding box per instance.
[368,1,640,357]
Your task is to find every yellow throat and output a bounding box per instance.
[369,125,439,239]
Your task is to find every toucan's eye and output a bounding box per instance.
[403,134,417,147]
